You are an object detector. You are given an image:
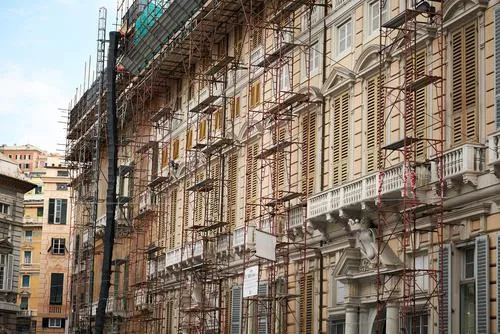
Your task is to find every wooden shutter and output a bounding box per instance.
[228,154,238,230]
[166,300,174,334]
[414,50,427,161]
[183,179,191,234]
[257,282,269,334]
[210,161,221,222]
[186,128,193,149]
[452,23,478,144]
[299,275,314,334]
[198,119,207,141]
[475,235,489,333]
[48,199,55,224]
[172,139,179,160]
[158,195,166,248]
[496,8,500,129]
[6,254,13,290]
[440,244,451,334]
[251,28,263,49]
[302,113,316,196]
[246,143,259,219]
[332,91,349,185]
[169,189,177,249]
[366,76,382,173]
[497,233,500,333]
[231,96,241,118]
[161,145,169,168]
[274,127,287,194]
[195,172,205,223]
[60,199,67,224]
[250,82,261,108]
[231,286,242,334]
[214,107,223,132]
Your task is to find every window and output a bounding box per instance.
[214,108,223,131]
[37,207,43,217]
[161,145,169,169]
[48,199,67,224]
[0,203,9,215]
[415,254,429,292]
[249,81,261,108]
[227,154,238,230]
[328,317,345,334]
[20,297,28,310]
[460,247,475,334]
[51,238,65,255]
[24,251,32,264]
[366,75,384,172]
[406,311,429,334]
[369,0,388,34]
[302,1,323,30]
[25,231,33,243]
[310,41,321,73]
[50,273,64,305]
[451,23,478,144]
[279,64,291,92]
[0,254,13,290]
[22,275,30,288]
[336,280,345,305]
[57,170,69,177]
[299,275,314,333]
[35,185,42,194]
[56,183,68,191]
[337,20,352,55]
[48,318,62,328]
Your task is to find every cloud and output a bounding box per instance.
[0,65,68,152]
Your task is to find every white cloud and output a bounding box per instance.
[0,65,68,152]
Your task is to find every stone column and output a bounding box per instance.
[386,303,399,334]
[358,305,369,334]
[345,304,359,334]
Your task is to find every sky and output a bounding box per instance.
[0,0,117,153]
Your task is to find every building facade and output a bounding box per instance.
[0,154,35,333]
[67,0,500,333]
[0,145,47,173]
[16,152,71,333]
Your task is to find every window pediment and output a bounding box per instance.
[322,66,356,97]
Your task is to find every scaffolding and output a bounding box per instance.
[376,0,446,332]
[68,1,325,333]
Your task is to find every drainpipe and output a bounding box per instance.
[317,242,324,334]
[320,1,328,192]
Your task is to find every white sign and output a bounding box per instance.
[243,265,259,298]
[255,229,276,261]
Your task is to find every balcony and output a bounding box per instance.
[17,310,35,318]
[216,234,230,255]
[20,263,40,273]
[307,164,430,221]
[431,143,486,186]
[488,131,500,177]
[23,216,43,226]
[166,247,182,269]
[289,207,305,233]
[49,305,62,314]
[233,225,256,252]
[138,189,154,216]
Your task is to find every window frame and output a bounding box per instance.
[20,296,29,310]
[368,0,388,35]
[52,238,66,255]
[22,274,30,288]
[49,273,64,305]
[25,231,33,243]
[24,251,32,264]
[0,203,10,215]
[48,318,62,328]
[337,19,353,56]
[48,198,67,224]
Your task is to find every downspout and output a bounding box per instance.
[317,243,324,334]
[95,30,120,334]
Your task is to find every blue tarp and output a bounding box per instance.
[134,1,164,45]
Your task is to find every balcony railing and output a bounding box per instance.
[431,143,485,184]
[289,207,304,230]
[166,247,182,268]
[233,225,256,251]
[487,131,500,168]
[23,216,43,225]
[49,305,62,314]
[17,310,35,318]
[307,164,430,221]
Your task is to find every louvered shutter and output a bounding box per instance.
[246,143,259,219]
[195,172,204,223]
[183,179,191,232]
[61,199,67,225]
[169,189,177,249]
[366,77,378,172]
[497,233,500,333]
[452,23,478,144]
[276,127,287,195]
[210,161,221,222]
[48,199,55,224]
[302,113,316,196]
[228,154,238,230]
[414,51,427,161]
[257,282,269,334]
[440,244,451,334]
[231,286,242,334]
[299,275,314,334]
[332,91,349,185]
[6,254,13,290]
[495,8,500,129]
[166,300,173,333]
[475,235,489,333]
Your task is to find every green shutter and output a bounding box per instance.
[231,286,242,334]
[475,235,489,333]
